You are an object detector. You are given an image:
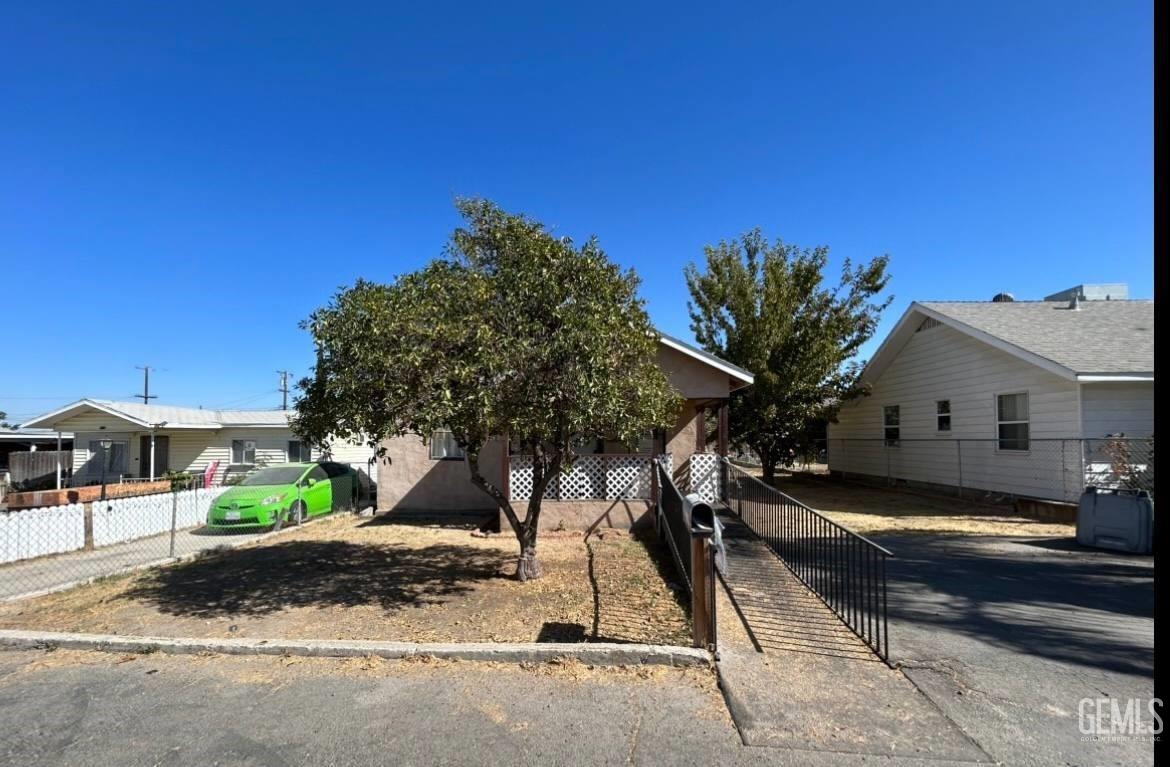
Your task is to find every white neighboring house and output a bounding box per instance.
[828,291,1154,502]
[20,399,375,489]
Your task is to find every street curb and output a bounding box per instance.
[1,510,356,604]
[0,630,712,667]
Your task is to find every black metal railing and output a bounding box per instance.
[724,461,893,664]
[654,458,718,650]
[655,458,692,591]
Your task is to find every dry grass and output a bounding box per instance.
[7,648,721,694]
[0,514,690,645]
[759,472,1075,537]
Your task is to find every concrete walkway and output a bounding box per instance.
[714,511,992,763]
[0,527,268,601]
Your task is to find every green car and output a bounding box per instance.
[206,462,358,530]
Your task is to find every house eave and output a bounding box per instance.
[1076,373,1155,382]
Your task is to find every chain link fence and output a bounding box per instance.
[1,470,368,602]
[0,485,237,601]
[818,437,1153,504]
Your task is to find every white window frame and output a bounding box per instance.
[429,430,465,461]
[936,400,951,433]
[883,405,900,447]
[287,439,312,462]
[995,392,1030,452]
[231,439,258,465]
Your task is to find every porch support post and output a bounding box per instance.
[501,432,510,502]
[55,431,63,489]
[717,400,729,457]
[694,406,706,454]
[150,430,156,481]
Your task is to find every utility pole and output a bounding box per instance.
[135,366,157,405]
[277,370,291,411]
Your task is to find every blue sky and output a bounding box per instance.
[0,1,1152,424]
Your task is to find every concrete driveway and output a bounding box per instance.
[876,533,1154,767]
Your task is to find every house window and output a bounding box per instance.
[231,439,257,465]
[88,440,129,475]
[883,405,900,446]
[996,393,1029,451]
[429,430,464,460]
[287,440,312,462]
[936,400,951,432]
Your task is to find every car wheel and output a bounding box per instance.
[289,501,307,526]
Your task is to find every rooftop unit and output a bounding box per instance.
[1044,283,1129,302]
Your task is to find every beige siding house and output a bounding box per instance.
[22,400,376,488]
[829,295,1154,501]
[377,333,755,531]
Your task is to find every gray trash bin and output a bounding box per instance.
[1076,486,1154,554]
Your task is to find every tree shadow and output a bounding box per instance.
[123,539,509,618]
[875,533,1154,677]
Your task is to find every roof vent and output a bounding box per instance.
[991,292,1015,302]
[1068,295,1081,311]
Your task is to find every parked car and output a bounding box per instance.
[206,462,358,530]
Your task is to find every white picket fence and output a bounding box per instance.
[1,488,229,566]
[92,487,228,547]
[0,504,86,564]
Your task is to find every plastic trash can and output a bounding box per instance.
[1076,486,1154,554]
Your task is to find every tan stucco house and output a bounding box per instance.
[376,333,754,531]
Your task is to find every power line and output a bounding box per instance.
[208,391,278,409]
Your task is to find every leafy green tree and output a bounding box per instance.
[295,199,680,580]
[685,229,892,484]
[0,411,16,429]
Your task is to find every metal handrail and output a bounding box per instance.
[726,462,894,556]
[723,458,893,664]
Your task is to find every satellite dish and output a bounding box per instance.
[991,292,1015,303]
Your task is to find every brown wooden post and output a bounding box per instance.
[500,432,510,501]
[687,530,716,650]
[83,502,94,551]
[691,534,712,649]
[694,406,706,454]
[717,400,729,457]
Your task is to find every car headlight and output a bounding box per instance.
[262,493,287,506]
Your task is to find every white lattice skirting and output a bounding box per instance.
[509,454,655,501]
[689,453,721,503]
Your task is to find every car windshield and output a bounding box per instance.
[239,466,307,486]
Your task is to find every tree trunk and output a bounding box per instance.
[762,462,778,486]
[466,447,559,581]
[516,538,543,581]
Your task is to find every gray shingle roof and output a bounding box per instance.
[918,300,1154,375]
[86,400,292,427]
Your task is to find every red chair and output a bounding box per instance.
[203,460,220,488]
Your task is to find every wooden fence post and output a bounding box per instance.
[690,532,716,650]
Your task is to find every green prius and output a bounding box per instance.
[206,462,357,530]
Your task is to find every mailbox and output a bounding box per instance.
[684,492,715,532]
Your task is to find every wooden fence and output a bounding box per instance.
[8,451,71,488]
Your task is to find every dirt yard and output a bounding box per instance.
[0,513,691,645]
[765,472,1076,537]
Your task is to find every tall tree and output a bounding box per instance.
[295,199,680,580]
[685,229,892,483]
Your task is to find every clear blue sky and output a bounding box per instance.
[0,1,1152,424]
